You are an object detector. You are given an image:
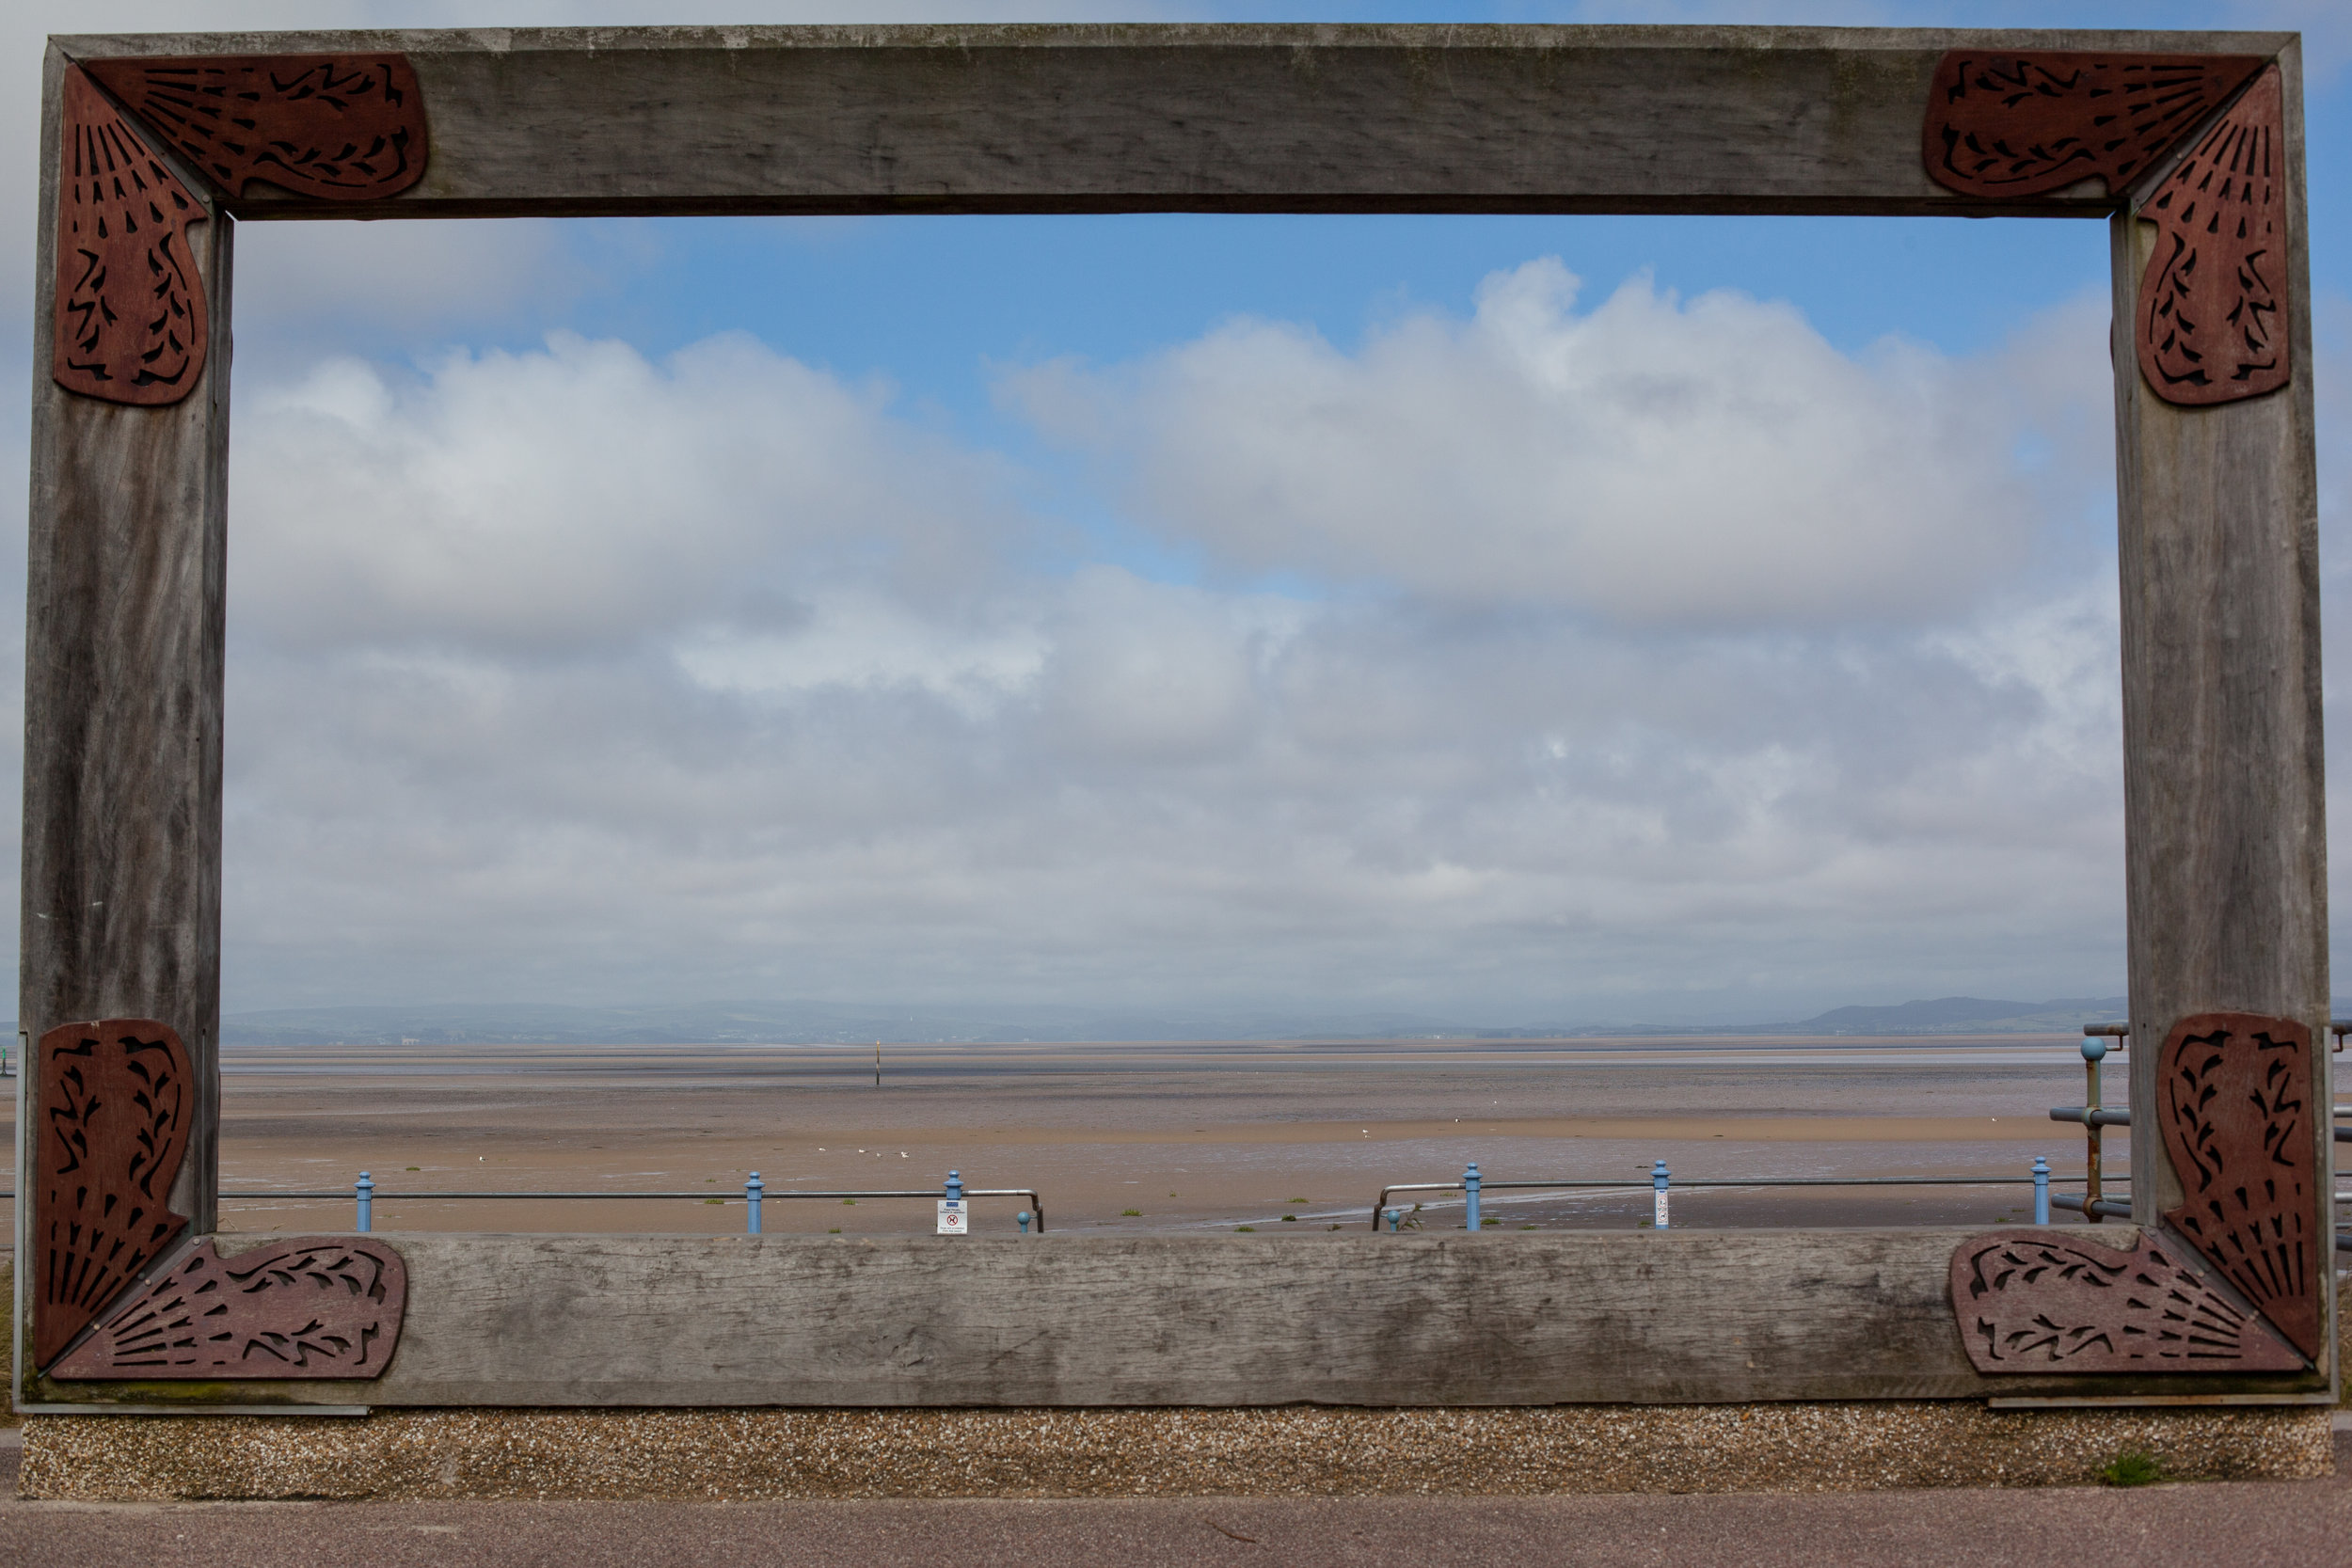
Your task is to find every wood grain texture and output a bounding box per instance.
[20,1230,2329,1409]
[20,44,231,1269]
[56,25,2293,220]
[2110,40,2331,1382]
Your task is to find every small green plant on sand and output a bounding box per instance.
[842,1197,856,1205]
[2101,1450,2165,1487]
[1280,1213,1297,1222]
[1236,1226,1256,1232]
[1480,1215,1500,1227]
[1121,1209,1141,1216]
[1287,1197,1310,1205]
[827,1227,842,1234]
[405,1165,421,1171]
[702,1196,723,1205]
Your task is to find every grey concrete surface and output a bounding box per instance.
[0,1431,2343,1565]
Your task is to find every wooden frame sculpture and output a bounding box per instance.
[15,25,2333,1414]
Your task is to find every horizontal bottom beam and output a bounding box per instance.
[18,1404,2334,1500]
[26,1230,2330,1409]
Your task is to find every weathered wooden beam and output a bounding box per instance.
[22,1230,2328,1409]
[2110,40,2332,1386]
[56,24,2295,221]
[20,45,231,1246]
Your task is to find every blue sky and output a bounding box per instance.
[8,2,2348,1025]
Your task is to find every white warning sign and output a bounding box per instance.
[937,1199,967,1235]
[1653,1190,1669,1229]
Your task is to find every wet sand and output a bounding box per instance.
[53,1034,2129,1238]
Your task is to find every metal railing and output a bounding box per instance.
[217,1168,1045,1233]
[1370,1162,2125,1230]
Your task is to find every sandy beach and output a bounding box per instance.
[0,1033,2128,1239]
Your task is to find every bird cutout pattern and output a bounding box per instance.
[2135,65,2293,405]
[1922,51,2265,199]
[36,1019,193,1369]
[81,54,427,200]
[2157,1010,2322,1360]
[1950,1228,2304,1373]
[51,66,209,405]
[51,1237,407,1380]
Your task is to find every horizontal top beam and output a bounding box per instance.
[54,25,2296,220]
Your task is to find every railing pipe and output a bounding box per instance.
[266,1184,1048,1231]
[1366,1175,2130,1228]
[2080,1035,2108,1224]
[2052,1194,2133,1220]
[2050,1107,2131,1127]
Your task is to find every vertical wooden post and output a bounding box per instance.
[2112,42,2329,1369]
[18,45,233,1263]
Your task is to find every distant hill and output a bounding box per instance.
[1779,996,2130,1036]
[209,992,2151,1046]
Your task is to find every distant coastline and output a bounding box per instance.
[143,991,2201,1048]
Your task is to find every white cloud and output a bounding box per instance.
[220,297,2134,1019]
[1007,261,2042,626]
[235,330,1023,652]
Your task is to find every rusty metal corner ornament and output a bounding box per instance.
[1921,50,2290,408]
[54,53,426,406]
[1949,1227,2304,1374]
[51,1236,408,1380]
[2157,1010,2322,1361]
[1923,51,2266,200]
[2135,65,2292,405]
[34,1019,195,1370]
[82,54,428,201]
[52,67,210,405]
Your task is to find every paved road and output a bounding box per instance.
[4,1436,2344,1567]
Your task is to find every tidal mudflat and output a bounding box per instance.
[44,1035,2129,1239]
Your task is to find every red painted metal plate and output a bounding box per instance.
[34,1018,195,1370]
[82,53,427,201]
[2135,64,2292,404]
[51,1236,408,1380]
[51,67,210,405]
[1922,51,2264,200]
[2157,1010,2323,1361]
[1950,1227,2304,1373]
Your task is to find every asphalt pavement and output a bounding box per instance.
[2,1430,2345,1567]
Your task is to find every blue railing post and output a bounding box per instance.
[356,1170,374,1233]
[1463,1163,1482,1230]
[946,1169,964,1204]
[1386,1208,1401,1233]
[2031,1155,2050,1226]
[746,1172,764,1235]
[1651,1160,1670,1229]
[1018,1210,1031,1235]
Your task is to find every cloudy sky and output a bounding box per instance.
[5,1,2347,1025]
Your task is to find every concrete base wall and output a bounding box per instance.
[18,1403,2333,1500]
